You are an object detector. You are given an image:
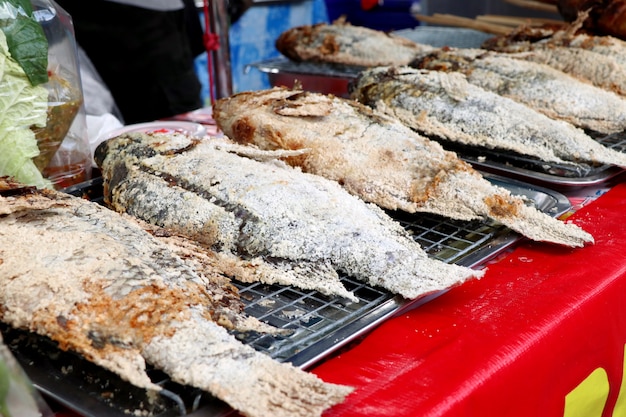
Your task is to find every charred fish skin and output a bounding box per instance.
[213,87,593,248]
[0,181,353,417]
[275,20,433,67]
[349,66,626,169]
[410,47,626,134]
[97,132,484,301]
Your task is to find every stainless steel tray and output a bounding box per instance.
[250,57,362,98]
[2,173,572,416]
[447,132,626,188]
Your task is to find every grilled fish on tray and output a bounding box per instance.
[0,178,352,417]
[482,19,626,97]
[350,66,626,170]
[95,132,483,301]
[410,47,626,134]
[275,19,433,67]
[213,87,592,248]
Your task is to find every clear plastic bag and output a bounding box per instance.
[31,0,91,189]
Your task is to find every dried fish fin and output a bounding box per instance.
[218,256,357,302]
[160,232,358,301]
[144,311,353,417]
[213,137,311,162]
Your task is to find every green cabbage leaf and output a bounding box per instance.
[0,0,48,86]
[0,29,50,188]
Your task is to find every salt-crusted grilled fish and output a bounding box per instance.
[95,132,484,301]
[482,22,626,96]
[410,47,626,134]
[275,19,433,67]
[350,66,626,169]
[0,179,352,417]
[486,13,626,68]
[212,87,592,248]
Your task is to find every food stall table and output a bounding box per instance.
[312,179,626,417]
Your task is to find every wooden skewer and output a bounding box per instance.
[413,13,512,35]
[476,14,565,28]
[503,0,559,14]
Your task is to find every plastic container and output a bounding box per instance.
[32,0,91,189]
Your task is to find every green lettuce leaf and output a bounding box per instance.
[0,0,48,86]
[0,29,51,189]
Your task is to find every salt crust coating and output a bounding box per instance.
[413,47,626,134]
[213,87,593,248]
[351,66,626,170]
[275,20,433,67]
[483,25,626,97]
[0,186,352,417]
[96,132,484,302]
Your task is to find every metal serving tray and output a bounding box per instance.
[444,131,626,189]
[250,57,363,98]
[2,173,571,416]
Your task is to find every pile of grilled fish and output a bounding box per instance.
[0,178,352,417]
[213,87,593,248]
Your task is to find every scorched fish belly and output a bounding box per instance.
[0,180,352,417]
[95,132,484,301]
[212,87,593,248]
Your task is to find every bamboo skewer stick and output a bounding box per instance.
[503,0,559,13]
[476,14,565,28]
[413,13,512,35]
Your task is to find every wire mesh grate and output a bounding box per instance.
[231,211,510,364]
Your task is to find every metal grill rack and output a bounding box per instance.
[3,174,571,416]
[232,208,516,368]
[600,130,626,151]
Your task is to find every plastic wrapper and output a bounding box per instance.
[31,0,91,189]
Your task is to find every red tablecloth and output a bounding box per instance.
[313,182,626,417]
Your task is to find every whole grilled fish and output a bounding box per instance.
[350,66,626,169]
[95,132,484,301]
[0,179,352,417]
[482,23,626,96]
[485,13,626,68]
[212,87,593,248]
[275,19,433,67]
[410,47,626,134]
